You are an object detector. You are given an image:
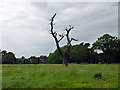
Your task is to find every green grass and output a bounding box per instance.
[2,64,118,88]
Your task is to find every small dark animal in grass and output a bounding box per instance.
[94,72,102,79]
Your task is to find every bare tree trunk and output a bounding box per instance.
[63,57,68,67]
[63,50,68,66]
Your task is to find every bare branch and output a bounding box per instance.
[65,25,74,45]
[49,13,63,57]
[50,13,57,37]
[58,34,65,37]
[68,25,74,31]
[53,31,57,37]
[59,34,62,37]
[65,28,68,31]
[71,38,78,41]
[58,35,64,42]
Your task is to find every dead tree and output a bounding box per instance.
[50,13,78,67]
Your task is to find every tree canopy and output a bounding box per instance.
[92,34,120,63]
[2,50,16,64]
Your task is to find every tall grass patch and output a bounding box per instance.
[2,64,118,88]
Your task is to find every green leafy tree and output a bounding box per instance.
[92,34,120,63]
[40,56,48,60]
[22,58,31,64]
[48,46,66,64]
[2,51,16,64]
[2,50,7,56]
[30,56,39,64]
[21,56,25,60]
[16,58,22,64]
[69,44,88,63]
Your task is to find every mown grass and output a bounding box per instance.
[2,64,118,88]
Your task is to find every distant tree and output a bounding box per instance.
[30,56,39,64]
[90,51,98,64]
[8,52,16,64]
[49,13,78,66]
[48,52,61,64]
[21,56,25,60]
[80,42,84,46]
[2,50,7,56]
[92,34,120,63]
[69,44,88,63]
[84,43,90,47]
[2,51,16,64]
[16,58,22,64]
[114,38,120,63]
[40,55,48,60]
[22,58,31,64]
[48,46,66,64]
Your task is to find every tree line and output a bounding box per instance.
[1,33,120,64]
[1,51,48,64]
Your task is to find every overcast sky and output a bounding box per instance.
[0,1,118,58]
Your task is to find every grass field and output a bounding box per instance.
[2,64,118,88]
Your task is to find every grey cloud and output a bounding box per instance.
[1,2,118,58]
